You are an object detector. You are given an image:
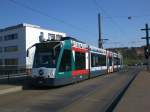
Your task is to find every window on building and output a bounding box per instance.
[0,59,3,65]
[75,52,85,70]
[0,36,2,41]
[4,58,18,65]
[4,46,18,52]
[4,33,18,41]
[56,35,62,40]
[48,33,55,40]
[0,47,2,53]
[59,49,72,72]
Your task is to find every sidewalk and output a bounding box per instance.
[0,85,22,95]
[114,70,150,112]
[0,76,27,95]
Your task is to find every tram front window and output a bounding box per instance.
[33,42,61,68]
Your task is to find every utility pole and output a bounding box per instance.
[141,23,150,71]
[98,13,103,48]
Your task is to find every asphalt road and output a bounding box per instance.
[0,68,140,112]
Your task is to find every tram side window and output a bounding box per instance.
[91,53,98,67]
[59,50,72,72]
[114,57,118,65]
[91,53,96,67]
[99,55,106,66]
[117,58,121,65]
[109,57,112,66]
[91,53,106,67]
[75,52,85,70]
[114,58,117,65]
[114,57,121,65]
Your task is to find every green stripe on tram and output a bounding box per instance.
[55,40,73,78]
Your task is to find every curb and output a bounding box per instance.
[105,69,140,112]
[0,86,22,95]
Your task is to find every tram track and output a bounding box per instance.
[0,68,140,112]
[105,68,140,112]
[60,68,140,112]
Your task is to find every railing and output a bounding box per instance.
[0,65,30,82]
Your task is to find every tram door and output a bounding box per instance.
[72,48,89,80]
[107,52,113,73]
[57,49,72,78]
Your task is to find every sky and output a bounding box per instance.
[0,0,150,48]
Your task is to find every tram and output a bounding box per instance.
[27,37,123,86]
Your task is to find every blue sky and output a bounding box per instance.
[0,0,150,48]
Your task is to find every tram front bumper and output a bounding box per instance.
[28,76,74,87]
[29,77,55,86]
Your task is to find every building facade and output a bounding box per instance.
[0,23,66,68]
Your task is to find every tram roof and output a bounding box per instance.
[61,37,86,44]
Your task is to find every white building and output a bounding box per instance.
[0,23,66,68]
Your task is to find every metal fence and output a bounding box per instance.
[0,65,29,80]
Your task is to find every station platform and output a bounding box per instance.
[0,85,22,95]
[0,76,26,95]
[114,70,150,112]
